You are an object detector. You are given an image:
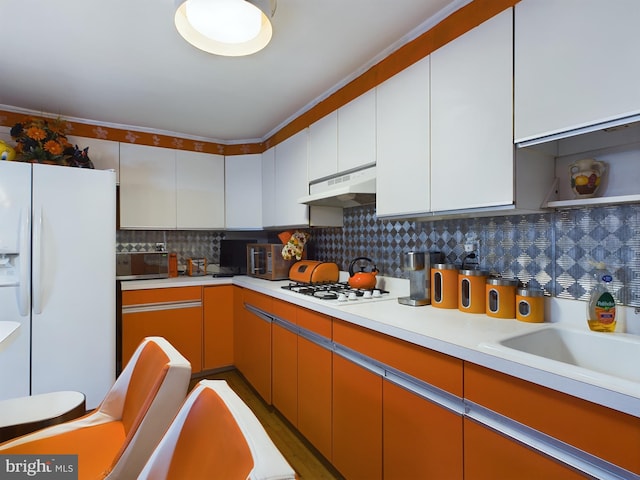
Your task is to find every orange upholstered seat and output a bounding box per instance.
[138,380,297,480]
[0,337,191,480]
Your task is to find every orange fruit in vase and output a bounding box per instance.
[574,175,589,186]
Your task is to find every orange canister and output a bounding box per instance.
[458,269,488,314]
[431,264,458,309]
[486,278,519,319]
[168,253,178,278]
[516,288,545,323]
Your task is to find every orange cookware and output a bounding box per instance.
[289,261,339,284]
[348,257,378,289]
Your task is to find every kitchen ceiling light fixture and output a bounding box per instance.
[174,0,276,56]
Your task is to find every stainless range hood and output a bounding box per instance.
[298,166,376,208]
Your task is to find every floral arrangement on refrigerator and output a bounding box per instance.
[8,117,94,168]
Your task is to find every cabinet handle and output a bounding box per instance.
[250,249,264,274]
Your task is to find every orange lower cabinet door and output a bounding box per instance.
[272,323,298,425]
[332,354,382,480]
[464,419,586,480]
[234,290,273,403]
[122,306,202,372]
[239,307,272,403]
[203,286,234,370]
[297,336,332,461]
[383,381,463,480]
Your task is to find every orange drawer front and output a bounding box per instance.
[123,286,202,306]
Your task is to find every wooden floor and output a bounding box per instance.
[190,369,344,480]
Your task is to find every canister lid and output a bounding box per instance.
[432,263,457,270]
[459,269,489,276]
[487,277,519,287]
[517,287,544,297]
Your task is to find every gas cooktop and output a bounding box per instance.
[281,282,390,303]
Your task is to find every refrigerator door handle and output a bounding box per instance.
[17,206,31,317]
[32,206,43,315]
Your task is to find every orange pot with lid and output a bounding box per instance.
[458,269,488,314]
[431,264,458,309]
[486,278,519,319]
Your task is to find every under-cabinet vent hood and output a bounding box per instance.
[298,166,376,208]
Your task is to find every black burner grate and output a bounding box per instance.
[281,282,389,300]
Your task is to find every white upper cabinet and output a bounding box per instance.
[120,143,225,230]
[261,147,277,228]
[308,111,338,182]
[119,143,176,229]
[225,154,262,230]
[308,90,375,181]
[66,136,120,183]
[273,129,309,227]
[376,56,430,218]
[176,150,224,230]
[337,89,376,172]
[430,9,514,213]
[515,0,640,143]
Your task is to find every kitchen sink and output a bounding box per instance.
[480,326,640,388]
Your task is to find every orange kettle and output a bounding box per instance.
[348,257,378,289]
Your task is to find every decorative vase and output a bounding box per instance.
[569,158,606,198]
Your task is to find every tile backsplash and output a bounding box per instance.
[117,203,640,307]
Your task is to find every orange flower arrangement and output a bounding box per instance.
[10,117,93,167]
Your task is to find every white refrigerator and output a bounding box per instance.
[0,161,116,409]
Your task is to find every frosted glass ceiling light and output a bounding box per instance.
[175,0,276,56]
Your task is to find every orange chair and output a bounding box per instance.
[0,336,191,479]
[138,380,297,480]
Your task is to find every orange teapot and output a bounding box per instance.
[348,257,378,289]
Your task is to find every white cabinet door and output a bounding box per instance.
[176,150,224,230]
[376,56,430,217]
[308,111,338,182]
[261,147,276,228]
[67,136,120,183]
[430,9,513,212]
[225,154,262,229]
[515,0,640,143]
[274,130,309,227]
[338,89,376,172]
[119,143,176,229]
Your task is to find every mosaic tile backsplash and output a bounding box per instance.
[117,203,640,307]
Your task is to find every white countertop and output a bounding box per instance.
[119,274,640,417]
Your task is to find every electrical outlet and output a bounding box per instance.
[463,233,479,252]
[464,239,480,253]
[155,242,166,252]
